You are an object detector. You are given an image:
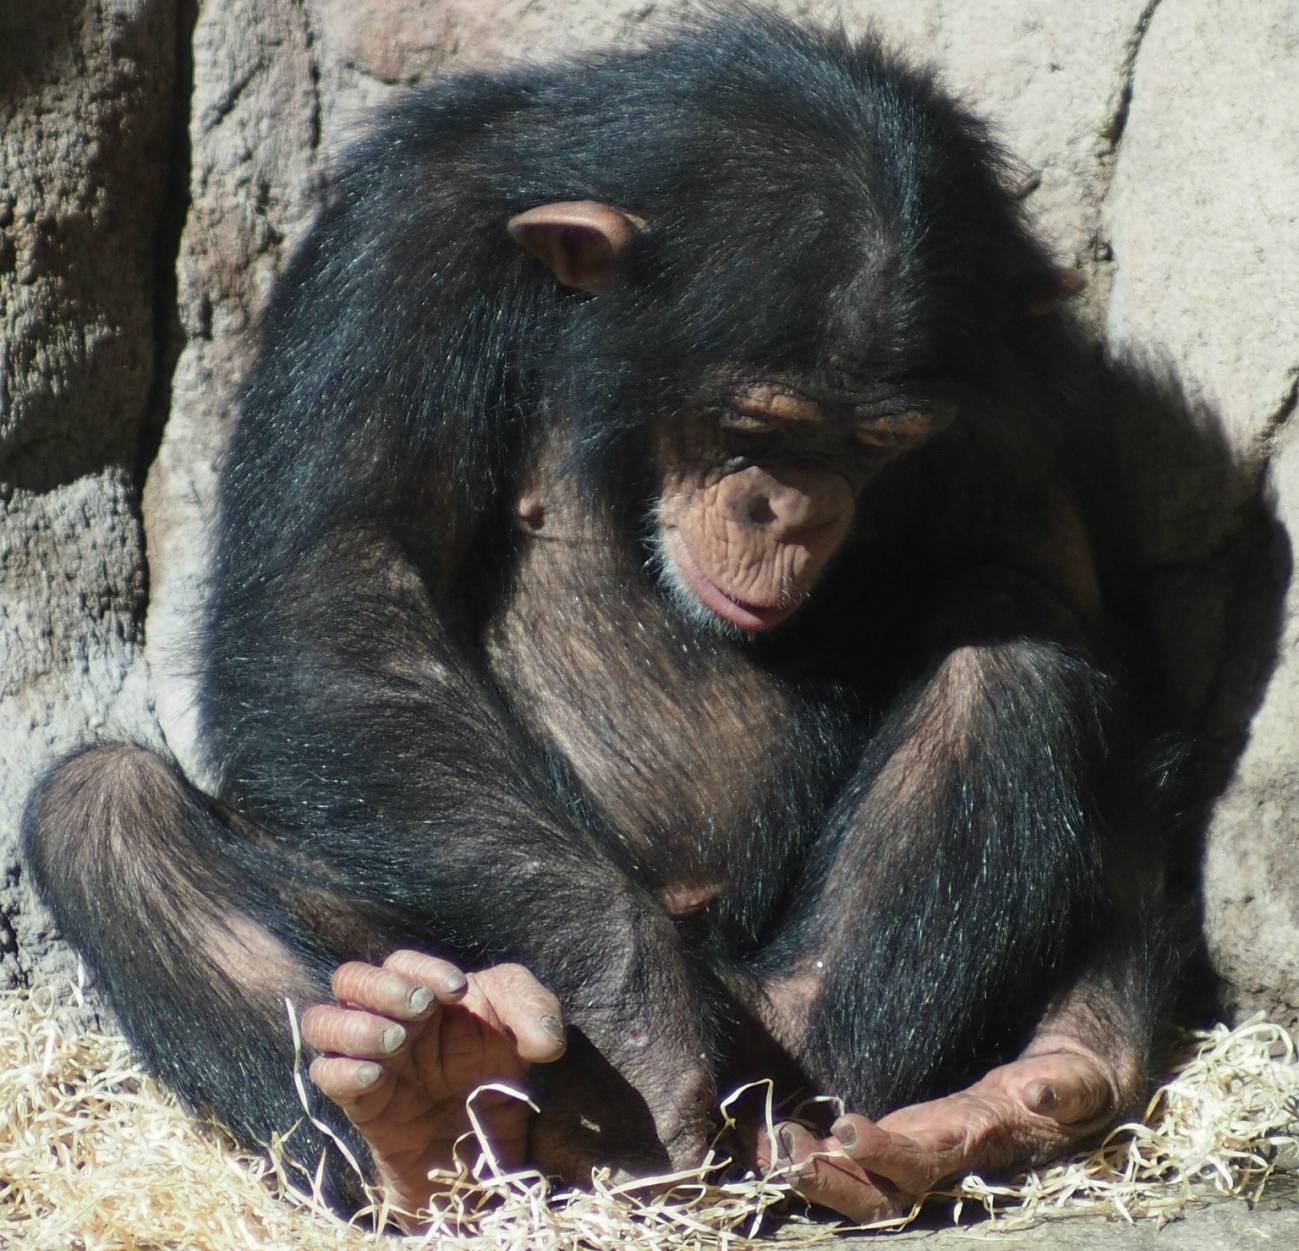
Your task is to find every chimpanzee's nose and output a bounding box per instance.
[724,466,853,543]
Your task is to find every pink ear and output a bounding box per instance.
[507,200,645,293]
[1025,267,1088,315]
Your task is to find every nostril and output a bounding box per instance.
[747,496,777,526]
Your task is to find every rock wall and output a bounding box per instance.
[0,0,176,984]
[2,0,1296,1023]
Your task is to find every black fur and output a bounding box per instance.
[24,7,1177,1205]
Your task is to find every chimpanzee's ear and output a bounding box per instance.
[507,200,645,294]
[1024,267,1088,315]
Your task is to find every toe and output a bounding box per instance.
[772,1121,907,1224]
[1009,1051,1117,1126]
[476,963,567,1063]
[308,1055,387,1107]
[829,1113,937,1193]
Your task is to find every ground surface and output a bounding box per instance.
[831,1177,1299,1249]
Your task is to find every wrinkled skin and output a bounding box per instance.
[759,1039,1133,1222]
[656,385,937,633]
[304,953,564,1226]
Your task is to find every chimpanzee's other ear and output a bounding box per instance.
[1024,267,1088,315]
[507,200,645,293]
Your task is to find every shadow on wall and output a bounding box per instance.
[0,8,79,103]
[1102,350,1293,1021]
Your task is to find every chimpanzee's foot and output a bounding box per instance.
[303,951,566,1225]
[761,1043,1123,1224]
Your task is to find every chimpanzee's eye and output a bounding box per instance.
[852,410,947,449]
[719,409,779,435]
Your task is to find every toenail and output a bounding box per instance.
[356,1063,382,1088]
[1026,1080,1058,1113]
[408,986,434,1014]
[380,1024,407,1052]
[542,1015,566,1043]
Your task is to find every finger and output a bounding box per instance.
[1013,1052,1116,1125]
[308,1055,388,1107]
[383,949,470,1001]
[475,962,567,1062]
[829,1114,938,1194]
[301,1003,409,1059]
[330,961,440,1019]
[773,1121,904,1224]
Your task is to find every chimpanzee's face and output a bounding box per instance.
[653,381,949,634]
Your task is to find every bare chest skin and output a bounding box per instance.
[482,483,835,902]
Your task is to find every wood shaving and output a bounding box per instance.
[2,977,1296,1249]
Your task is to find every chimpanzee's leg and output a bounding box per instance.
[733,633,1174,1220]
[21,743,566,1220]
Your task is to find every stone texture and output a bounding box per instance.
[0,1,175,985]
[143,0,324,785]
[857,0,1150,299]
[1205,426,1299,1029]
[1099,0,1299,1025]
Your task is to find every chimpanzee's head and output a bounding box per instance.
[504,20,1076,636]
[510,200,972,636]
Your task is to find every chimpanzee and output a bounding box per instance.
[23,7,1176,1227]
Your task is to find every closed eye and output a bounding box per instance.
[852,410,950,449]
[719,410,780,435]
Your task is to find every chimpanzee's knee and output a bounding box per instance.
[22,742,192,915]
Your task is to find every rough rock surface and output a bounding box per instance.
[1,0,1297,1199]
[1100,0,1299,1030]
[0,0,175,987]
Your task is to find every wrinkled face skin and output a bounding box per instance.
[655,383,947,636]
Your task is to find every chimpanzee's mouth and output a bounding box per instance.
[666,532,797,632]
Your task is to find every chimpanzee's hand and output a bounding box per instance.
[303,951,566,1224]
[762,1042,1122,1224]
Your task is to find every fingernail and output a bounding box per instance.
[380,1023,407,1053]
[356,1062,382,1088]
[542,1015,566,1044]
[408,986,434,1014]
[442,971,468,995]
[776,1128,795,1163]
[832,1118,857,1148]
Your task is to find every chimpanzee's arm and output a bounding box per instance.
[752,494,1174,1219]
[183,94,726,1167]
[200,525,713,1167]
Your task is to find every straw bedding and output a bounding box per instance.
[3,976,1296,1250]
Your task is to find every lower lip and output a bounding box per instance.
[668,533,795,632]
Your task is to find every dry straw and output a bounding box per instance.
[2,976,1296,1250]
